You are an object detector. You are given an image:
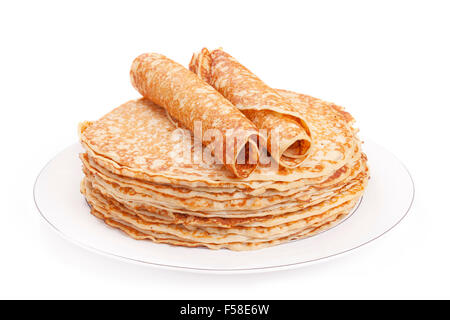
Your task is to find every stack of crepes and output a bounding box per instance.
[78,49,369,251]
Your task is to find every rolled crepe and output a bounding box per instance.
[190,48,312,168]
[130,53,260,178]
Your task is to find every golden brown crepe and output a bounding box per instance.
[130,53,261,178]
[79,88,369,251]
[190,48,312,168]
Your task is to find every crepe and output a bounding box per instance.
[79,90,356,189]
[190,48,312,168]
[81,153,367,214]
[79,86,369,250]
[89,205,351,251]
[130,53,260,178]
[82,174,365,250]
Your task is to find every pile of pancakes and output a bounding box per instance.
[79,90,368,250]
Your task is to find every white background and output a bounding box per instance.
[1,0,449,299]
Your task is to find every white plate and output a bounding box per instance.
[34,140,414,274]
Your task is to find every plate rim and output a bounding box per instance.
[33,141,415,274]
